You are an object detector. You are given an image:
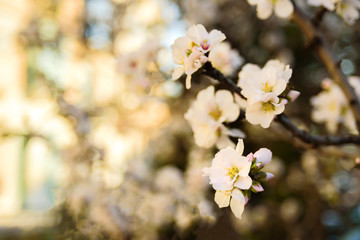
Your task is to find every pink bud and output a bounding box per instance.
[288,90,300,102]
[256,163,262,168]
[265,172,274,181]
[247,152,254,162]
[252,184,264,192]
[355,157,360,165]
[321,79,332,89]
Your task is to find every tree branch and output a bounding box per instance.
[290,3,360,130]
[202,62,360,146]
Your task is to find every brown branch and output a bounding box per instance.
[202,62,360,146]
[290,3,360,130]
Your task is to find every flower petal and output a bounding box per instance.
[234,176,252,190]
[230,189,245,219]
[172,66,184,80]
[274,0,294,18]
[214,191,230,208]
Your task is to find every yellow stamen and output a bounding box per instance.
[209,105,222,121]
[262,102,275,113]
[261,83,273,93]
[228,166,239,179]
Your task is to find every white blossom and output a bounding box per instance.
[245,96,286,128]
[185,86,244,148]
[238,60,292,128]
[171,24,226,89]
[202,139,252,191]
[247,0,294,19]
[238,60,292,104]
[171,36,208,89]
[208,42,244,75]
[186,24,226,53]
[311,78,357,134]
[307,0,341,11]
[336,0,360,25]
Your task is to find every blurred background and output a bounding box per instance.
[0,0,360,239]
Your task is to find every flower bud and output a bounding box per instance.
[252,184,264,192]
[287,90,300,102]
[265,172,274,181]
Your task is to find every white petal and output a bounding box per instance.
[230,189,245,219]
[214,191,230,208]
[208,29,226,47]
[235,139,244,155]
[216,135,235,149]
[226,128,246,138]
[234,176,252,190]
[274,0,294,18]
[185,74,192,89]
[256,0,273,19]
[172,66,184,80]
[215,90,240,122]
[254,148,272,165]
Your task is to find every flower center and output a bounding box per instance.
[262,102,275,113]
[261,83,273,93]
[228,166,239,179]
[209,105,222,121]
[201,39,210,51]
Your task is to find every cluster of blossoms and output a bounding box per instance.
[311,77,360,134]
[203,139,274,219]
[246,0,294,19]
[308,0,360,24]
[170,25,300,219]
[185,86,245,149]
[171,24,243,89]
[238,60,296,128]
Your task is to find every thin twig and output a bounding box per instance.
[202,62,360,146]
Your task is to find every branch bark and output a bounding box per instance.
[202,62,360,146]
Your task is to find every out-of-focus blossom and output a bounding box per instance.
[336,0,360,25]
[311,78,357,134]
[185,86,243,148]
[349,76,360,98]
[209,42,244,76]
[308,0,360,25]
[308,0,340,11]
[247,0,294,19]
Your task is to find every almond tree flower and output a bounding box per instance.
[186,24,226,53]
[336,0,360,25]
[202,139,252,191]
[247,0,294,19]
[214,188,246,219]
[171,36,208,89]
[311,78,357,133]
[185,86,243,148]
[238,59,292,104]
[245,95,286,128]
[307,0,341,11]
[208,42,244,75]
